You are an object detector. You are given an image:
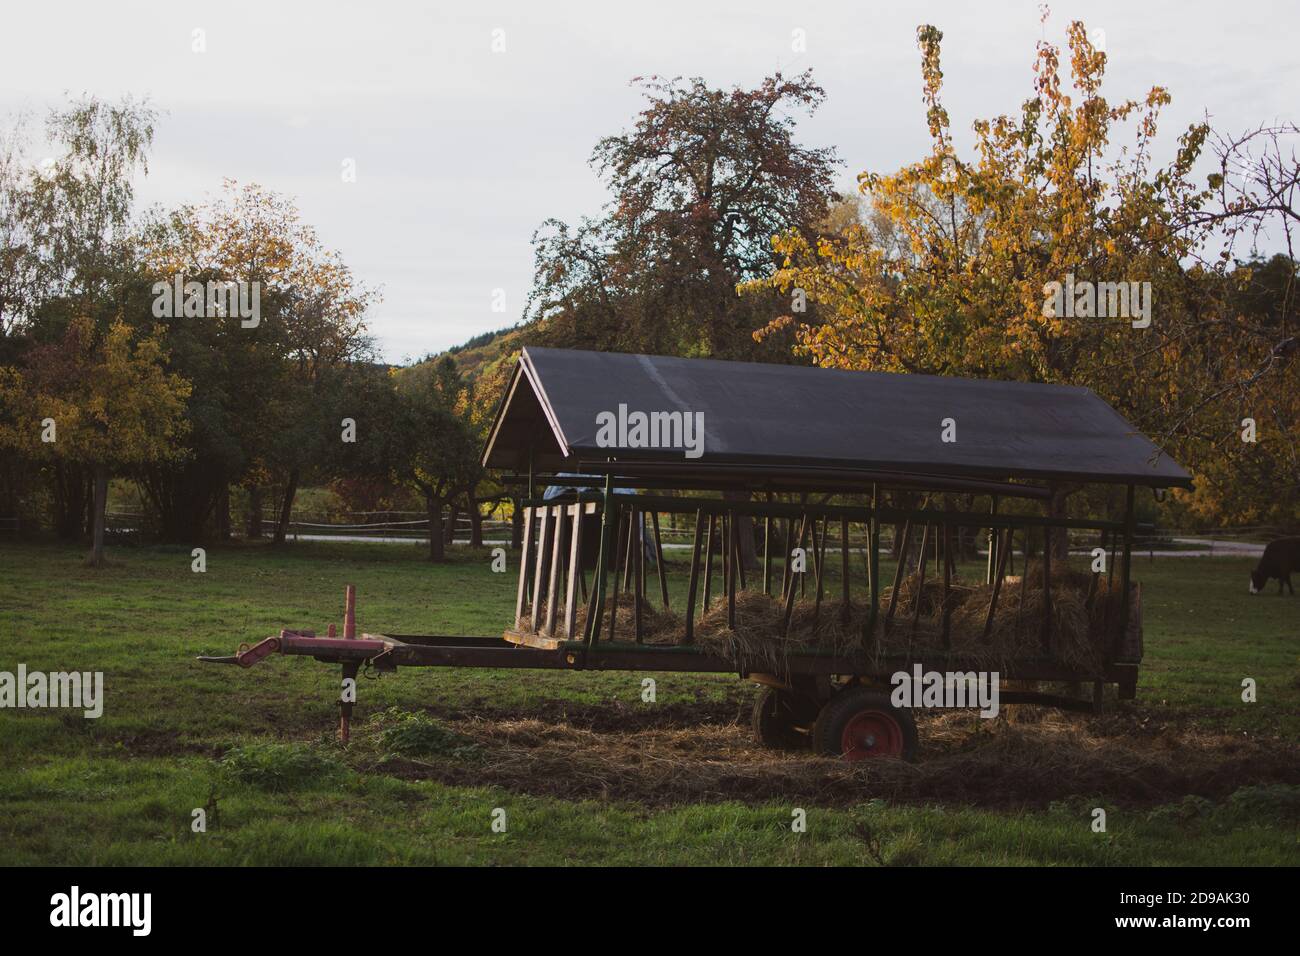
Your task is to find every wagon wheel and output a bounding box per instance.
[751,686,815,750]
[812,688,917,761]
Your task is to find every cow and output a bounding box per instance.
[1249,537,1299,595]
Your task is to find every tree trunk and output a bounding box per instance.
[426,495,446,561]
[217,484,231,541]
[444,502,459,545]
[273,468,300,545]
[510,498,523,550]
[137,461,222,544]
[469,501,484,548]
[84,479,95,541]
[88,463,108,567]
[52,462,92,540]
[247,486,264,539]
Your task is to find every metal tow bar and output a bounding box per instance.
[197,585,390,743]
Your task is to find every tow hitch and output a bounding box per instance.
[197,585,391,743]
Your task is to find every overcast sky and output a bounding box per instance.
[2,1,1295,362]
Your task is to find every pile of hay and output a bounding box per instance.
[694,591,867,674]
[892,564,1125,674]
[522,563,1127,676]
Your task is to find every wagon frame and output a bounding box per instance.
[201,347,1188,760]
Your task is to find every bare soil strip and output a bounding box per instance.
[372,705,1299,811]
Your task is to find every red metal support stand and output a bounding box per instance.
[340,584,358,743]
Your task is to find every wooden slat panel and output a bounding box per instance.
[544,505,566,637]
[564,504,583,639]
[530,506,552,632]
[515,506,533,628]
[684,509,705,644]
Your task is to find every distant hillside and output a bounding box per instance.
[413,323,530,383]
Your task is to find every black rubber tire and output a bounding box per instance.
[812,687,918,761]
[751,686,814,750]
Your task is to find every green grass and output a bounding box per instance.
[0,538,1295,865]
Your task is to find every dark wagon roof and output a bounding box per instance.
[482,347,1192,489]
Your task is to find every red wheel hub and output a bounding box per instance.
[840,709,904,760]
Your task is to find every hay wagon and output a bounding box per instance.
[200,348,1191,760]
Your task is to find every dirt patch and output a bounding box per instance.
[434,697,746,734]
[364,705,1300,811]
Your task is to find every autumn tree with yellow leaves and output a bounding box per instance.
[0,317,190,565]
[747,16,1298,533]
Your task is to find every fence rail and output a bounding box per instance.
[95,510,1288,552]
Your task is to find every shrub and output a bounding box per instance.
[373,709,478,759]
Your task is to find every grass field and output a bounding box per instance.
[0,538,1296,865]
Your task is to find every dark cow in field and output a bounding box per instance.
[1249,537,1299,595]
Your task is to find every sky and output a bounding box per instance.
[1,1,1295,363]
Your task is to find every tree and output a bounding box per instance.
[525,71,839,359]
[0,95,157,540]
[334,358,479,562]
[1167,255,1299,527]
[455,355,513,548]
[388,358,479,561]
[0,317,190,565]
[136,181,375,542]
[264,282,376,545]
[1158,124,1300,527]
[26,95,157,312]
[744,16,1297,541]
[519,72,840,567]
[0,116,41,341]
